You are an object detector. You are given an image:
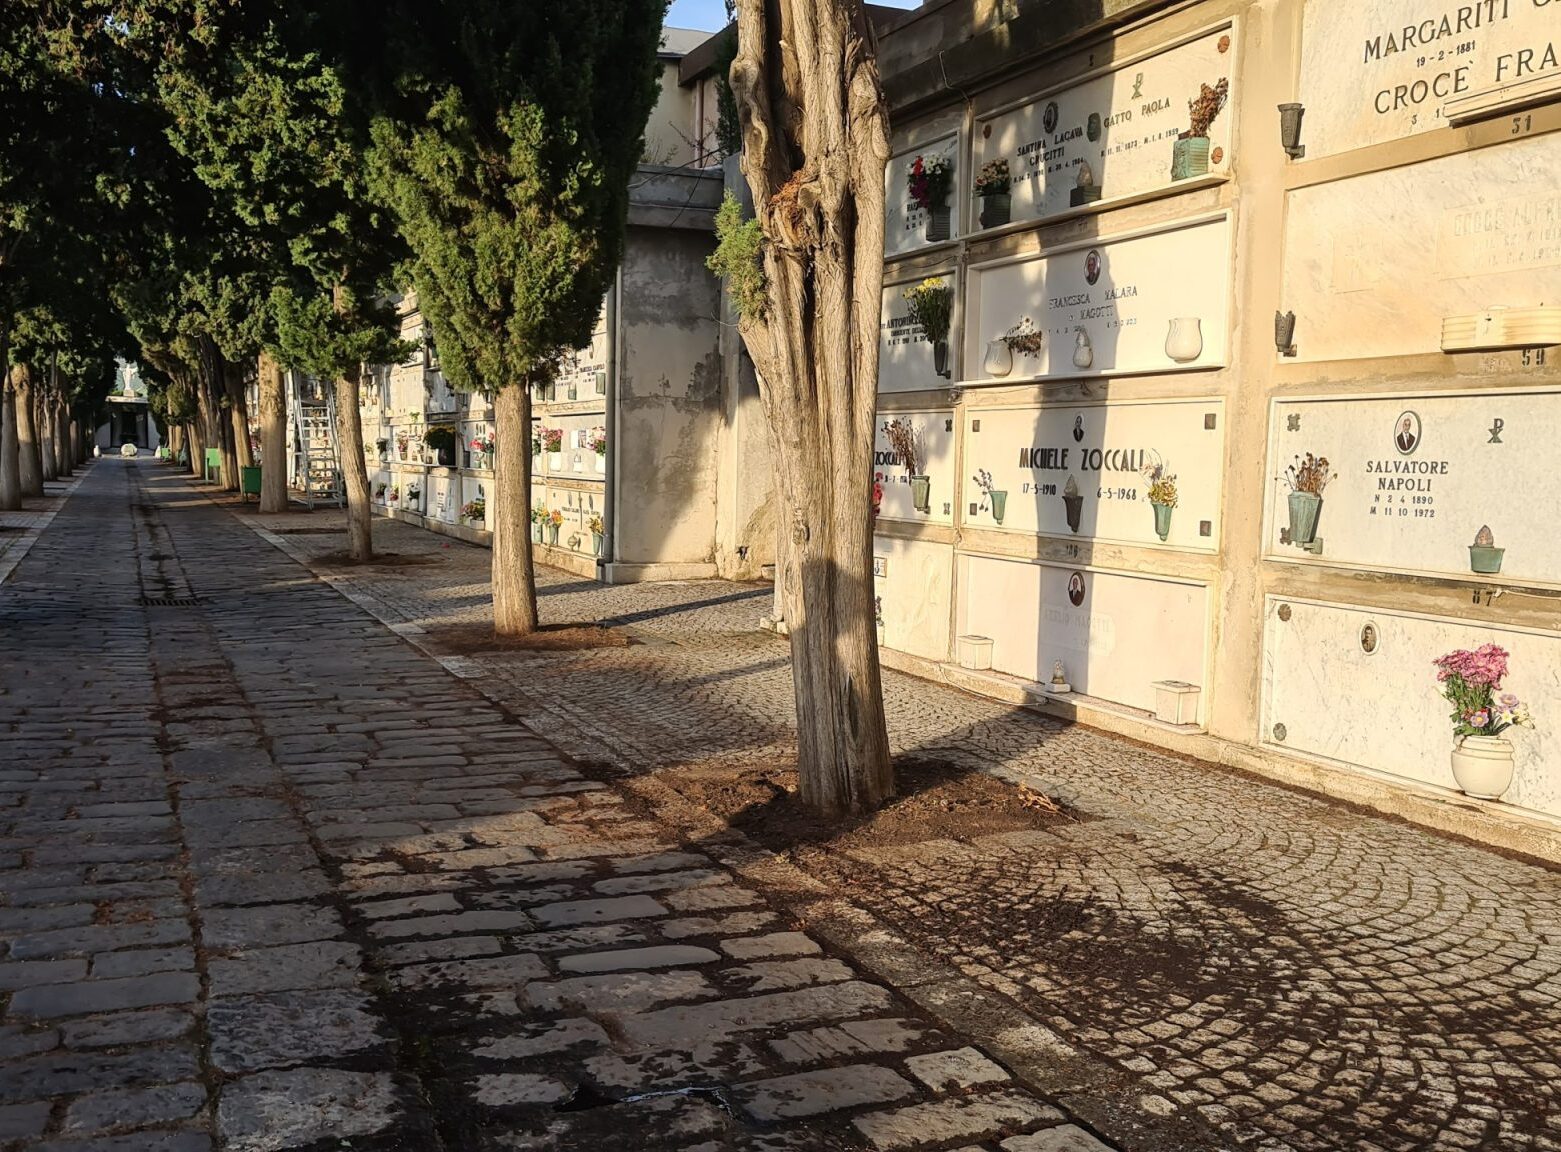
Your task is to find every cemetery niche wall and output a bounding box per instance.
[866,0,1561,841]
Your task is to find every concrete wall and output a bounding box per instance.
[646,60,699,167]
[873,0,1561,835]
[612,225,725,573]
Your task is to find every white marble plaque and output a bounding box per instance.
[964,216,1230,381]
[431,474,455,523]
[880,276,955,393]
[555,308,609,400]
[886,134,961,257]
[1268,389,1561,586]
[874,410,958,525]
[1283,134,1561,361]
[960,555,1209,715]
[975,27,1236,228]
[1263,596,1561,817]
[964,400,1223,549]
[1299,0,1560,157]
[873,536,954,660]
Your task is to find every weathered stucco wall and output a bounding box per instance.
[615,226,725,570]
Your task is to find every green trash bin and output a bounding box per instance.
[241,465,262,501]
[204,448,222,485]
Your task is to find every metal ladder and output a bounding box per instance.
[287,372,344,509]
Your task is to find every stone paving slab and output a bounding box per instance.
[0,461,1090,1151]
[236,484,1561,1152]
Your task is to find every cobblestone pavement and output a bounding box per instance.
[0,461,1101,1152]
[240,505,1561,1152]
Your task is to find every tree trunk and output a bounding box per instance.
[333,372,373,561]
[199,342,239,491]
[225,359,254,476]
[52,398,70,478]
[39,402,57,480]
[257,351,288,512]
[190,376,215,479]
[0,374,20,512]
[39,364,57,481]
[728,0,892,816]
[15,364,43,497]
[491,383,539,635]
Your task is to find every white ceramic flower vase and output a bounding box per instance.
[1165,317,1204,363]
[1450,735,1515,800]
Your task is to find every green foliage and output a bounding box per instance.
[270,284,411,382]
[127,0,406,382]
[707,193,766,321]
[0,1,143,369]
[366,0,666,394]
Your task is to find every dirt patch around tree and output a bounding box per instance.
[648,756,1075,855]
[425,621,633,655]
[315,550,445,569]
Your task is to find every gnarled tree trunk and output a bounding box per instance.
[14,364,43,497]
[491,382,539,635]
[257,351,288,512]
[333,372,373,561]
[729,0,892,815]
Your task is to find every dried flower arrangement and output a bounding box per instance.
[1002,317,1046,357]
[880,418,924,477]
[1144,462,1179,507]
[1285,452,1334,495]
[1182,78,1230,139]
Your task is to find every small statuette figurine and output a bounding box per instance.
[1072,329,1094,370]
[1469,524,1504,575]
[1070,160,1102,206]
[1048,660,1073,695]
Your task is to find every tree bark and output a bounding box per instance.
[52,397,70,478]
[257,351,288,512]
[225,359,254,476]
[39,361,57,481]
[0,373,20,512]
[14,364,44,497]
[39,401,57,480]
[333,372,373,561]
[190,370,216,480]
[491,383,539,635]
[729,0,892,816]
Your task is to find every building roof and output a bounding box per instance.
[661,26,708,58]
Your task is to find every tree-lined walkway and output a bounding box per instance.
[0,459,1094,1151]
[240,502,1561,1152]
